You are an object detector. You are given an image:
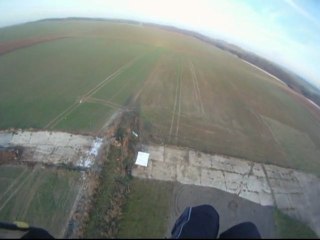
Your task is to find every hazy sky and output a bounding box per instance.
[0,0,319,89]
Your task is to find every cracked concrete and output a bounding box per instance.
[0,130,103,168]
[133,144,320,236]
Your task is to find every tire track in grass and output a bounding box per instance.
[85,97,120,109]
[189,60,201,113]
[174,62,183,143]
[190,60,205,115]
[45,102,79,129]
[0,168,28,203]
[95,51,158,135]
[94,54,160,136]
[62,175,85,237]
[20,170,46,219]
[95,53,164,135]
[45,55,143,129]
[96,54,164,136]
[227,78,290,166]
[108,51,160,105]
[81,55,142,100]
[45,56,138,128]
[0,167,37,212]
[108,76,137,104]
[129,54,164,104]
[169,60,181,141]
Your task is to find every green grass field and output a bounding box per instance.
[0,165,81,238]
[118,178,173,238]
[0,20,320,174]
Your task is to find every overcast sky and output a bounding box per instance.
[0,0,319,89]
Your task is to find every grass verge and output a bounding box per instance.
[117,178,173,238]
[83,144,130,238]
[274,208,317,239]
[83,111,139,238]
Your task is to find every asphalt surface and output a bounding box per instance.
[166,182,277,238]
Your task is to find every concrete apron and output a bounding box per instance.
[0,130,103,169]
[132,144,320,237]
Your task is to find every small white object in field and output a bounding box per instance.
[135,151,149,167]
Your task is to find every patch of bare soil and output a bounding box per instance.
[0,146,23,164]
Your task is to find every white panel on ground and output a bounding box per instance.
[135,151,150,167]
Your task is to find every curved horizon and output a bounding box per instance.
[0,0,319,90]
